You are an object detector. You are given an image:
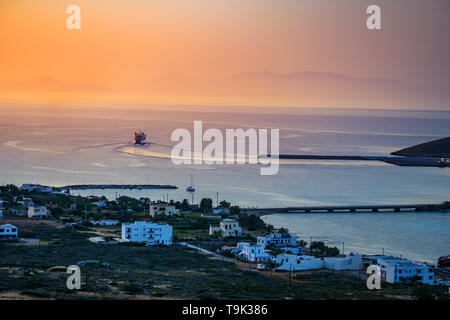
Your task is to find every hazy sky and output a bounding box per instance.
[0,0,449,107]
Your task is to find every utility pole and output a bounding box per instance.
[182,267,186,290]
[342,242,345,255]
[216,192,219,207]
[289,265,292,286]
[85,264,88,291]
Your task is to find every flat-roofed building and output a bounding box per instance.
[0,224,18,240]
[209,218,242,237]
[376,256,434,284]
[121,221,172,245]
[28,205,50,219]
[149,203,180,217]
[257,233,297,247]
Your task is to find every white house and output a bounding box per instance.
[51,190,69,196]
[201,213,222,219]
[66,222,81,226]
[374,256,407,277]
[121,221,172,245]
[91,219,120,226]
[209,218,242,237]
[275,254,324,271]
[28,205,50,218]
[212,207,229,214]
[0,224,18,240]
[149,203,180,217]
[237,242,250,251]
[257,233,297,247]
[11,207,28,216]
[92,201,108,208]
[238,244,271,262]
[369,255,398,266]
[280,246,303,255]
[324,253,363,271]
[16,197,33,206]
[376,257,434,284]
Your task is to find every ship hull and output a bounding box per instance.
[134,139,146,145]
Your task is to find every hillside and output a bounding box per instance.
[392,137,450,157]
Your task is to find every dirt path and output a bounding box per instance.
[2,217,63,228]
[180,243,313,284]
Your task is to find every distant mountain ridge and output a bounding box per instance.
[392,137,450,158]
[1,71,449,109]
[0,77,106,92]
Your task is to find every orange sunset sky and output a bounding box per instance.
[0,0,449,109]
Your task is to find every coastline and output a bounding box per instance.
[277,154,449,167]
[61,184,178,190]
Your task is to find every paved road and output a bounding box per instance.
[178,242,236,263]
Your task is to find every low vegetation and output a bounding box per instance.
[0,222,421,300]
[1,185,446,300]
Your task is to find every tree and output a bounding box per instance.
[229,206,240,215]
[199,198,213,212]
[181,199,190,211]
[310,241,340,256]
[266,224,275,233]
[239,214,266,231]
[6,184,19,194]
[50,207,64,217]
[411,285,435,300]
[278,227,289,234]
[219,200,230,209]
[310,241,327,252]
[326,246,340,256]
[297,239,307,247]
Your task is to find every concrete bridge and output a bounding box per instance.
[246,204,433,214]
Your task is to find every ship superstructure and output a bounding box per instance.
[134,131,147,145]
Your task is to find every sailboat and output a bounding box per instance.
[186,173,195,192]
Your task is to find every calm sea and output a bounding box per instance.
[1,103,449,262]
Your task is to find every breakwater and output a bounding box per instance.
[277,155,449,167]
[61,184,178,190]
